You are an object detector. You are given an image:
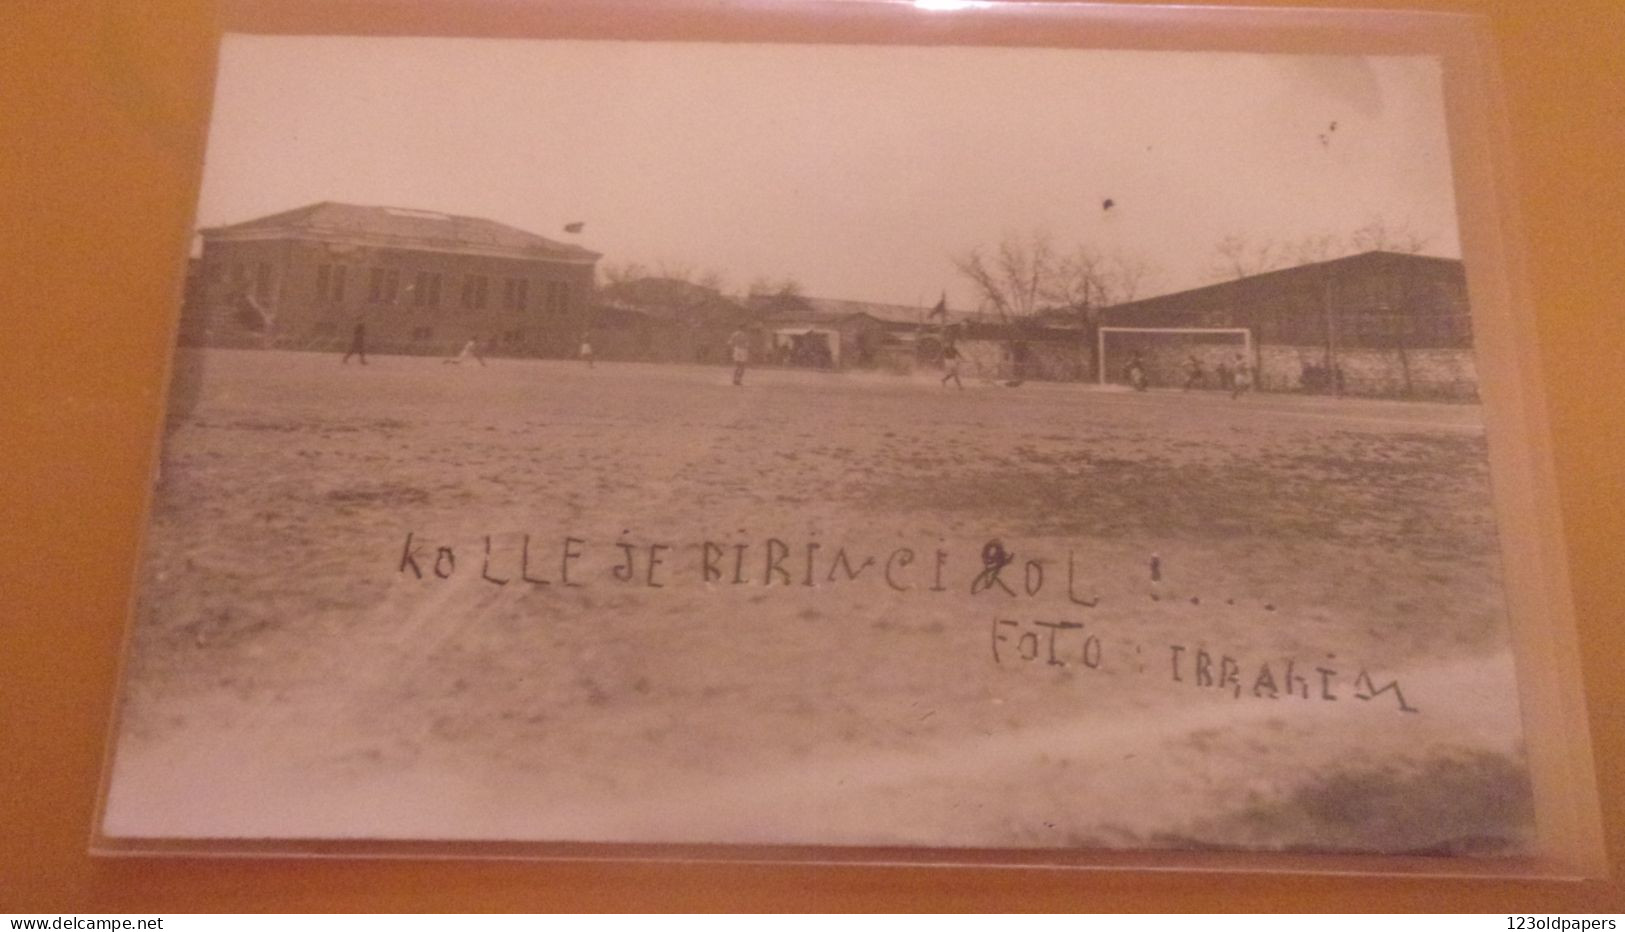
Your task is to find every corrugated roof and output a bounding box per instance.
[1104,250,1462,315]
[200,201,600,261]
[803,296,936,323]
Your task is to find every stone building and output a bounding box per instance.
[1097,251,1477,399]
[746,294,900,370]
[182,202,599,357]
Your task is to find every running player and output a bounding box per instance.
[941,341,964,389]
[1126,353,1148,391]
[728,328,750,386]
[443,337,486,366]
[341,321,367,365]
[1231,354,1253,398]
[1182,355,1203,390]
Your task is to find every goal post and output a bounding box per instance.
[1097,326,1253,387]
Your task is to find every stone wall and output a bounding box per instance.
[1259,345,1479,399]
[1099,337,1246,389]
[953,339,1088,381]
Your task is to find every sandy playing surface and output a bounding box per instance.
[103,349,1533,854]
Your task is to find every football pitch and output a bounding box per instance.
[104,348,1532,854]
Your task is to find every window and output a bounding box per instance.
[542,280,570,315]
[369,266,399,304]
[315,264,348,304]
[413,272,441,308]
[461,274,488,310]
[501,278,529,311]
[255,262,273,301]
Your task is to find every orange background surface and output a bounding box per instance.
[2,0,1622,912]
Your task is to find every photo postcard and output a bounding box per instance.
[99,21,1556,862]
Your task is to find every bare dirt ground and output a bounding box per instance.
[102,348,1534,854]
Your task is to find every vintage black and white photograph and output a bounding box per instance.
[101,31,1535,856]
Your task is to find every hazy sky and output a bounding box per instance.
[196,35,1461,308]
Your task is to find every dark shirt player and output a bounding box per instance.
[342,322,367,365]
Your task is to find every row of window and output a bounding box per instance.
[312,263,571,313]
[206,259,573,315]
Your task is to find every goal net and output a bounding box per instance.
[1097,327,1253,389]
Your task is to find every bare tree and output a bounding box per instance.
[953,231,1158,320]
[653,262,727,294]
[598,261,652,288]
[1102,253,1156,304]
[1287,232,1346,266]
[1046,246,1107,313]
[1348,217,1431,254]
[1210,233,1285,281]
[952,230,1062,320]
[1047,248,1158,316]
[694,270,728,294]
[1210,220,1433,283]
[743,277,808,313]
[598,260,728,294]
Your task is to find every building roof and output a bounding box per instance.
[748,294,981,328]
[1104,250,1463,316]
[199,202,600,264]
[759,308,887,329]
[808,296,983,327]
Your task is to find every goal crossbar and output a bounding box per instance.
[1096,326,1253,385]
